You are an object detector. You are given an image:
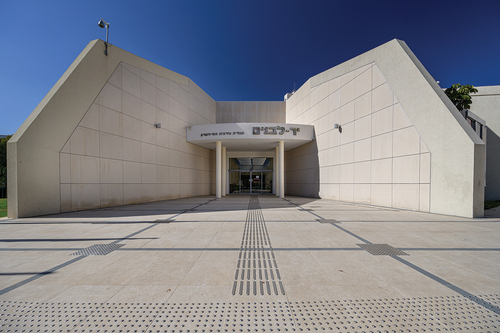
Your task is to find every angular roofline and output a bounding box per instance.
[7,40,201,217]
[285,39,485,217]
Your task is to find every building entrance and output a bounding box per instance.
[228,158,273,194]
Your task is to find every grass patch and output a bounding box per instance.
[485,200,500,210]
[0,198,6,218]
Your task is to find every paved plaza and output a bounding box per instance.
[0,195,499,332]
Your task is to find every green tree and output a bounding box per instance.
[444,83,478,111]
[0,135,12,197]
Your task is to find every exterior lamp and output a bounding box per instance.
[334,123,342,133]
[97,18,110,56]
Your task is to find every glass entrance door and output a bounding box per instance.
[228,158,274,195]
[252,172,262,194]
[241,172,251,194]
[233,171,263,194]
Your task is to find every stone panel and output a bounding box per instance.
[354,183,371,204]
[393,155,420,184]
[70,155,99,184]
[393,184,419,210]
[71,184,100,211]
[371,184,392,207]
[100,184,124,208]
[70,127,100,157]
[393,127,420,157]
[100,159,123,184]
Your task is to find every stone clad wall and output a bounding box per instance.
[8,39,485,218]
[286,63,431,212]
[59,62,215,212]
[216,101,285,123]
[470,86,500,201]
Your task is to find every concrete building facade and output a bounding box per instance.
[470,86,500,201]
[7,39,490,218]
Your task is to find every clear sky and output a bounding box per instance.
[1,0,499,135]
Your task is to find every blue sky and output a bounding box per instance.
[1,0,499,135]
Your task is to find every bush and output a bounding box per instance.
[0,198,6,218]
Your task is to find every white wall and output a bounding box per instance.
[285,40,485,217]
[286,63,431,211]
[470,86,500,200]
[8,40,215,217]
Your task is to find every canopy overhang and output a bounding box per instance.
[186,123,315,151]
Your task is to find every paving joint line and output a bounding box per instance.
[283,197,500,316]
[0,256,85,296]
[391,255,500,315]
[0,199,214,296]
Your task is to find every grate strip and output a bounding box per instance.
[232,196,285,296]
[357,243,409,256]
[71,243,125,256]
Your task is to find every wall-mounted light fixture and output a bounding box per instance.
[97,18,110,56]
[334,123,342,133]
[154,123,161,128]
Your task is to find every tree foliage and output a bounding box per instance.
[0,135,12,192]
[444,83,478,111]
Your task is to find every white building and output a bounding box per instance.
[7,39,493,218]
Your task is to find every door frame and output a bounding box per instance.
[226,152,276,195]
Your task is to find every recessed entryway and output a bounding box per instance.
[228,158,273,194]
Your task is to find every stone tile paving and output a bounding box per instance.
[0,195,499,332]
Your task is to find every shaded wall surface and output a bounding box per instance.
[59,62,215,212]
[216,101,285,123]
[470,86,500,200]
[286,63,431,212]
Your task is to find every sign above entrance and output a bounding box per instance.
[252,126,300,136]
[200,131,245,138]
[186,123,315,151]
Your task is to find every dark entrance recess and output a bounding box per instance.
[229,158,273,194]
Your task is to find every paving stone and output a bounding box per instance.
[0,195,499,331]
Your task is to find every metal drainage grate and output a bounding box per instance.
[232,196,285,296]
[316,219,341,224]
[357,243,409,256]
[71,243,125,256]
